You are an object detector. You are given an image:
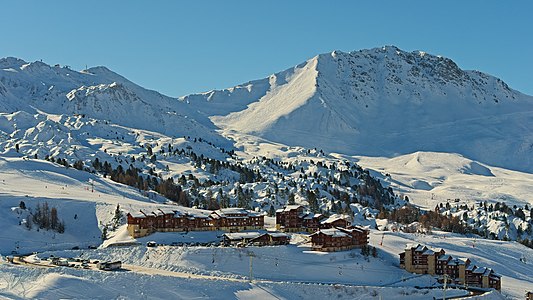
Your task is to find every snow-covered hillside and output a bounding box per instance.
[354,151,533,209]
[0,57,230,148]
[1,47,533,299]
[181,46,533,173]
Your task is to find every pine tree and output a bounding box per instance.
[101,225,108,241]
[73,160,84,170]
[288,193,295,205]
[113,204,122,229]
[268,205,275,217]
[50,207,58,230]
[57,221,65,233]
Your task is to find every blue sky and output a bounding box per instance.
[1,0,532,96]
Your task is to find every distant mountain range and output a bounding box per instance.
[3,46,531,172]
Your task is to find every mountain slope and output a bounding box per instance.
[0,58,231,148]
[181,46,533,173]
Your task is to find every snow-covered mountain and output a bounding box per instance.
[3,47,533,172]
[0,57,230,148]
[1,48,533,299]
[181,46,533,173]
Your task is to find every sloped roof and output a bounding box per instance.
[283,205,304,212]
[405,243,420,250]
[213,208,262,218]
[311,228,350,238]
[151,210,164,216]
[128,211,146,218]
[422,249,436,255]
[472,267,487,274]
[466,264,476,271]
[320,214,349,224]
[223,232,262,240]
[158,208,176,215]
[438,254,452,261]
[415,245,427,252]
[266,232,290,238]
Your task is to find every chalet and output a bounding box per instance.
[250,232,290,246]
[223,231,290,246]
[310,226,369,252]
[210,208,264,232]
[275,205,346,232]
[223,232,262,246]
[127,207,264,237]
[469,267,501,290]
[401,244,445,274]
[526,291,533,300]
[276,205,305,232]
[399,244,501,290]
[302,213,324,232]
[319,214,351,229]
[126,211,150,238]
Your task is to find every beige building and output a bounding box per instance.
[400,244,501,290]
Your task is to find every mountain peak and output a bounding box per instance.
[181,46,533,172]
[0,57,28,69]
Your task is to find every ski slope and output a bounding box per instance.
[353,151,533,209]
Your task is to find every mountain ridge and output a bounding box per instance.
[1,46,533,172]
[179,46,533,172]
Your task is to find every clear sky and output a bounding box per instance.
[1,0,532,97]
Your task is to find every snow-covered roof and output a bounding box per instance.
[213,208,260,218]
[483,268,494,276]
[265,232,289,238]
[438,254,451,261]
[128,211,146,218]
[217,208,248,215]
[405,243,419,250]
[458,257,470,264]
[447,260,458,266]
[282,205,303,212]
[415,245,427,252]
[472,267,487,274]
[311,228,350,238]
[320,214,348,224]
[466,264,476,271]
[422,249,435,255]
[151,210,164,216]
[158,208,176,215]
[303,213,319,220]
[223,232,262,240]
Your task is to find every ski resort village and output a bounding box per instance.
[0,11,533,297]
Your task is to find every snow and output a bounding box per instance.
[181,47,533,173]
[0,262,475,300]
[353,151,533,210]
[0,47,532,298]
[2,227,528,298]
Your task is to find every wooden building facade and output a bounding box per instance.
[127,207,264,238]
[310,226,369,252]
